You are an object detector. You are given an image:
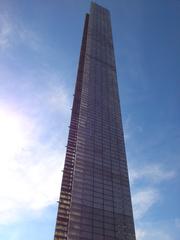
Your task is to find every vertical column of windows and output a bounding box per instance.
[54,14,89,240]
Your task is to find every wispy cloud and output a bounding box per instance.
[136,228,146,240]
[130,164,176,184]
[135,218,180,240]
[0,105,67,224]
[175,218,180,229]
[0,65,71,224]
[130,163,176,221]
[0,14,12,49]
[132,188,159,219]
[136,227,173,240]
[18,28,41,51]
[35,69,71,115]
[0,63,71,116]
[123,115,143,141]
[0,12,41,52]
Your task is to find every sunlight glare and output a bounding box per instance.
[0,109,25,160]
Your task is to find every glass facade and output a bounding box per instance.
[54,3,136,240]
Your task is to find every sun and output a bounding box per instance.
[0,109,25,160]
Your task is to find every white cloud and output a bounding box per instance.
[130,163,177,237]
[130,163,175,220]
[0,79,70,224]
[175,218,180,229]
[0,14,12,49]
[0,109,63,224]
[123,116,143,141]
[123,116,132,140]
[0,106,65,223]
[18,28,41,51]
[36,70,71,114]
[136,228,146,240]
[132,188,159,219]
[130,164,176,184]
[0,12,41,51]
[48,85,70,113]
[136,227,173,240]
[0,63,72,118]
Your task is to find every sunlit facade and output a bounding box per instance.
[54,3,136,240]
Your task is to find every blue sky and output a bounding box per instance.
[0,0,179,239]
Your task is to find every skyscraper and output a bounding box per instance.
[54,2,136,240]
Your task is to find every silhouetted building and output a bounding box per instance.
[54,2,136,240]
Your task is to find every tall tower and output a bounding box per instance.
[54,3,136,240]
